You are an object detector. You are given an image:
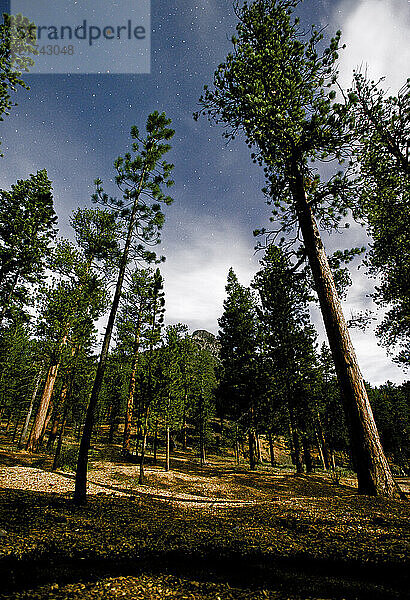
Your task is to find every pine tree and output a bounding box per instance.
[196,0,399,497]
[74,113,174,503]
[218,268,259,469]
[347,75,409,365]
[0,170,56,323]
[253,245,318,473]
[116,267,165,458]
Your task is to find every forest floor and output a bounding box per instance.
[0,434,409,600]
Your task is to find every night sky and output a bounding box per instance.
[1,0,409,385]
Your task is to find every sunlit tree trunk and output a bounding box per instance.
[291,164,400,497]
[314,415,331,471]
[256,432,262,464]
[19,368,43,449]
[27,335,68,453]
[165,421,170,472]
[27,363,58,452]
[123,321,141,457]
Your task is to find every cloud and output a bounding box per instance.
[334,0,410,93]
[160,213,259,334]
[310,261,407,386]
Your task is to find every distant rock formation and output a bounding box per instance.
[191,329,220,358]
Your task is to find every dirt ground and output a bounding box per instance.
[0,436,409,600]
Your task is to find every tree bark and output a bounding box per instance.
[248,403,256,470]
[290,163,400,497]
[315,428,327,471]
[123,321,141,457]
[248,429,256,470]
[268,430,276,467]
[182,398,187,450]
[52,407,68,471]
[234,423,240,465]
[11,407,23,443]
[47,377,70,450]
[289,418,303,474]
[5,410,13,432]
[27,361,59,452]
[165,422,170,472]
[138,409,150,484]
[302,435,313,473]
[38,401,54,447]
[153,418,158,464]
[108,406,119,444]
[256,432,262,463]
[314,415,331,470]
[19,368,43,449]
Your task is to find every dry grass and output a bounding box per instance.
[0,435,409,599]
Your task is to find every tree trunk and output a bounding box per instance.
[291,164,400,497]
[108,408,118,444]
[200,426,206,467]
[138,409,150,485]
[255,432,262,463]
[165,422,170,472]
[138,429,148,484]
[182,400,187,450]
[268,430,276,467]
[5,410,13,432]
[153,418,158,464]
[302,435,313,473]
[74,166,148,505]
[39,401,53,447]
[47,410,60,450]
[235,439,240,465]
[0,269,20,325]
[11,407,23,443]
[315,428,327,471]
[199,417,205,468]
[27,335,67,453]
[330,449,337,470]
[122,357,137,457]
[52,408,68,471]
[314,415,331,470]
[76,419,82,442]
[248,429,256,470]
[289,419,303,474]
[19,368,43,449]
[27,360,59,452]
[234,424,240,465]
[47,378,70,450]
[123,323,141,457]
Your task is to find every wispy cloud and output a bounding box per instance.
[334,0,410,93]
[161,213,259,334]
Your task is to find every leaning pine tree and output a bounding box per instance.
[74,112,174,504]
[196,0,400,497]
